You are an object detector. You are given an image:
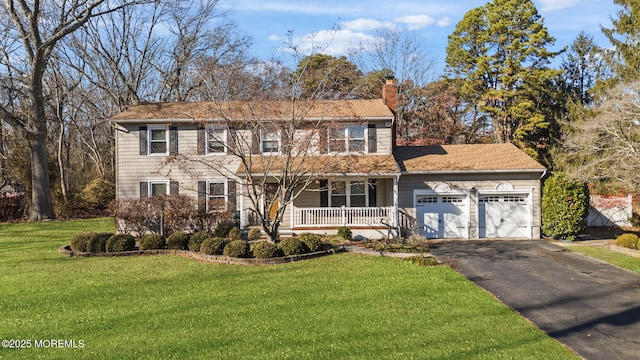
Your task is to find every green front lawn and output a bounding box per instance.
[570,245,640,274]
[0,219,577,359]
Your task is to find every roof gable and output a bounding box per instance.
[111,99,394,122]
[395,144,546,173]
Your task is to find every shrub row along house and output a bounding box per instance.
[111,79,546,240]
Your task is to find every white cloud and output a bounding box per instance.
[286,29,379,56]
[437,17,452,27]
[341,18,398,31]
[268,34,283,41]
[537,0,578,11]
[394,14,436,30]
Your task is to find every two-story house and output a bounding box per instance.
[111,79,546,239]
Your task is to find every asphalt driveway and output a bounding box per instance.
[429,240,640,360]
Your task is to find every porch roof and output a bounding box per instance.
[236,154,399,177]
[395,144,546,173]
[111,99,394,122]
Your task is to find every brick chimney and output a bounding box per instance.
[382,76,397,112]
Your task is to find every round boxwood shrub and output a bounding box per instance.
[247,228,262,241]
[188,231,210,252]
[106,234,136,252]
[214,222,236,238]
[278,238,309,256]
[252,241,283,259]
[337,226,353,241]
[166,232,190,250]
[542,172,589,241]
[228,227,242,241]
[298,233,322,252]
[87,232,113,253]
[71,231,95,252]
[139,233,166,250]
[200,237,228,255]
[223,240,250,258]
[616,233,639,249]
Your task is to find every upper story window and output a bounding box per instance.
[140,125,177,156]
[261,130,280,154]
[149,127,168,154]
[329,125,366,153]
[207,126,226,154]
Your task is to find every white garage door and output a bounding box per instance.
[479,195,530,238]
[416,195,468,239]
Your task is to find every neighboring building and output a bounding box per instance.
[111,80,546,239]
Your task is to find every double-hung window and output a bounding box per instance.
[261,130,280,153]
[329,180,367,207]
[149,127,168,154]
[208,180,227,211]
[149,180,169,196]
[329,125,366,153]
[207,126,226,154]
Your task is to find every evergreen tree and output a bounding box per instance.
[602,0,640,82]
[445,0,562,161]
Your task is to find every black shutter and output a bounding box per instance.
[367,124,377,153]
[368,179,377,207]
[169,126,178,155]
[197,181,207,212]
[139,126,148,155]
[170,181,179,195]
[280,127,288,153]
[228,180,237,214]
[140,182,148,198]
[227,127,237,152]
[319,127,328,154]
[197,127,206,155]
[319,179,328,207]
[252,128,261,154]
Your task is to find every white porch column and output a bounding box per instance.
[393,175,399,232]
[239,180,246,227]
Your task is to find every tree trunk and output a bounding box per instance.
[29,130,55,220]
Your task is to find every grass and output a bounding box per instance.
[0,219,578,359]
[569,245,640,274]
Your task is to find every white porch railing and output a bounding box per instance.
[291,206,394,228]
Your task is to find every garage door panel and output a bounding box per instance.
[479,194,530,238]
[416,195,467,239]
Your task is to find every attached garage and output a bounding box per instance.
[396,143,546,240]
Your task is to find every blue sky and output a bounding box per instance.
[220,0,618,75]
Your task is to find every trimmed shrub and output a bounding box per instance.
[223,240,250,258]
[252,241,283,259]
[299,233,322,252]
[166,232,190,250]
[214,222,236,238]
[404,255,439,266]
[71,231,95,252]
[87,232,113,253]
[139,233,166,250]
[337,226,353,241]
[200,237,228,255]
[616,233,639,249]
[106,234,136,252]
[542,172,589,241]
[188,231,210,252]
[228,227,242,241]
[278,238,309,256]
[247,228,262,241]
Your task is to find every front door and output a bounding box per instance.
[264,183,279,220]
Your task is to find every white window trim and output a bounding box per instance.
[148,126,169,156]
[329,179,369,207]
[206,126,227,155]
[328,124,368,154]
[261,129,280,154]
[207,179,228,212]
[148,180,170,196]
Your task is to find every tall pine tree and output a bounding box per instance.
[445,0,561,161]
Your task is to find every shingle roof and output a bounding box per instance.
[236,154,399,176]
[111,99,394,122]
[395,144,546,172]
